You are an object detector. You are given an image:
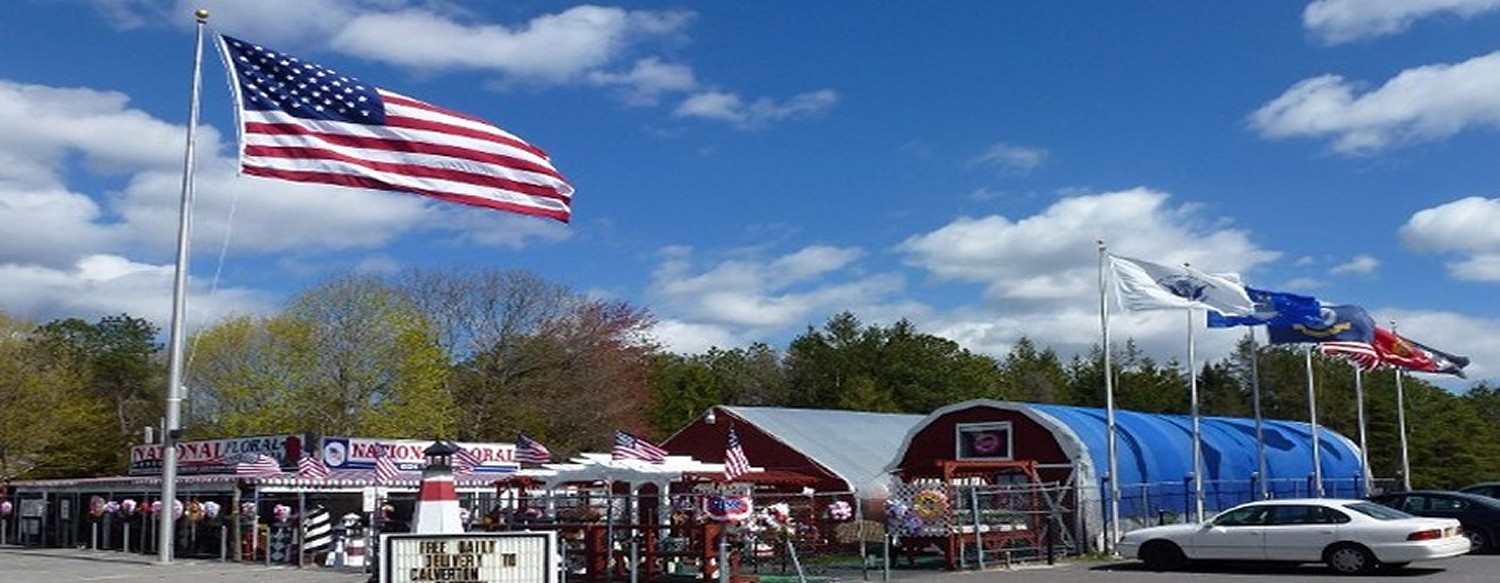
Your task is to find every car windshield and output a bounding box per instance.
[1345,501,1415,520]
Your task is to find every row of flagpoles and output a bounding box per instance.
[1097,242,1471,546]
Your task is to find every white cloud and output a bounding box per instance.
[1331,254,1380,275]
[1400,196,1500,281]
[589,58,699,106]
[674,90,839,129]
[0,81,189,186]
[644,189,1293,378]
[0,254,275,328]
[648,244,903,330]
[897,188,1278,303]
[969,143,1049,174]
[891,188,1283,364]
[648,319,745,355]
[1249,52,1500,154]
[112,1,826,128]
[330,6,694,83]
[1304,0,1500,44]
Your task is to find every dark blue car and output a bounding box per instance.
[1369,490,1500,553]
[1461,482,1500,500]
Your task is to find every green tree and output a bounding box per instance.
[0,313,85,479]
[187,273,454,438]
[29,314,165,476]
[998,337,1069,403]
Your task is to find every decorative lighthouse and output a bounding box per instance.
[410,440,464,534]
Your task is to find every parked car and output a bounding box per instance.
[1117,498,1469,574]
[1460,482,1500,500]
[1369,490,1500,552]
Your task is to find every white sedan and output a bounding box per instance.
[1117,498,1470,574]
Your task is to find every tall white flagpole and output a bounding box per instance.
[1097,242,1121,550]
[1304,345,1323,497]
[1248,329,1269,500]
[158,8,209,564]
[1353,363,1371,496]
[1186,304,1204,523]
[1392,319,1412,491]
[1395,368,1411,491]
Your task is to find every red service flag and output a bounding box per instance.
[220,35,574,222]
[1373,327,1469,378]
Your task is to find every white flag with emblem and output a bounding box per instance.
[1108,254,1255,315]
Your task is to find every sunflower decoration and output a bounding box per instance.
[911,488,949,521]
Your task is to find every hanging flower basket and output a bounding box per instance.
[825,500,853,522]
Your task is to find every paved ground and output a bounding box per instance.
[2,545,1496,582]
[0,546,369,583]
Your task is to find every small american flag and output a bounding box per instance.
[515,434,552,465]
[297,451,330,480]
[612,431,667,464]
[373,443,400,484]
[236,453,283,477]
[219,36,574,222]
[723,428,752,481]
[1320,341,1382,372]
[453,445,482,475]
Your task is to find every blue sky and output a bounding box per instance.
[3,1,1499,391]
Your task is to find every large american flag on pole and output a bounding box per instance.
[219,35,574,222]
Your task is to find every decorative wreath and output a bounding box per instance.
[911,489,949,521]
[972,432,1003,455]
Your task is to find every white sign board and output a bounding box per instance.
[380,532,556,583]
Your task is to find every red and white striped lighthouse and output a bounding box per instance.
[410,441,464,534]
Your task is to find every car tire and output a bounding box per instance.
[1324,543,1376,575]
[1468,528,1491,553]
[1139,540,1186,571]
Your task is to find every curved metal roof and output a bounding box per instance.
[719,406,924,499]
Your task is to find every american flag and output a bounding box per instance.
[723,428,752,481]
[515,434,552,465]
[453,445,482,475]
[374,443,400,484]
[235,453,283,477]
[612,431,667,464]
[218,36,574,222]
[297,451,330,480]
[1320,341,1382,372]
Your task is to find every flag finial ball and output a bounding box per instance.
[195,9,210,20]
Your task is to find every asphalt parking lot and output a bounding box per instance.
[1,546,1497,582]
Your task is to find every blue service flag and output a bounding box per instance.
[1207,287,1322,328]
[1266,304,1376,344]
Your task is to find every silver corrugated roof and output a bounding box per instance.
[721,406,923,499]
